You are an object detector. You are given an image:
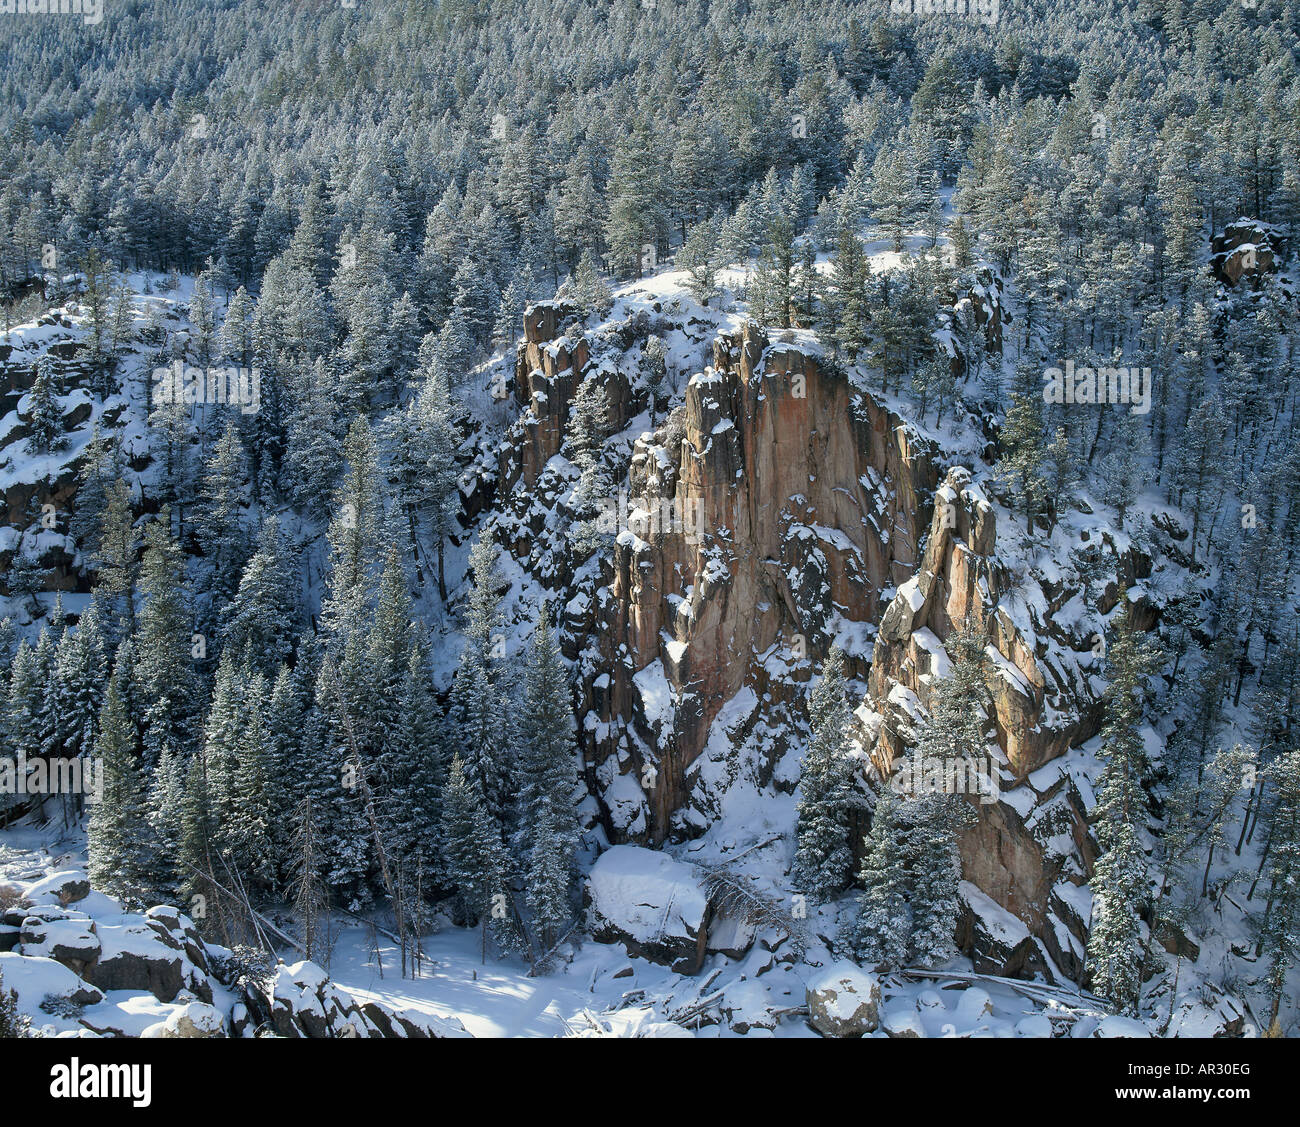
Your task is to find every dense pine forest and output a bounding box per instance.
[0,0,1297,1044]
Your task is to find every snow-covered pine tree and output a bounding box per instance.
[147,741,187,896]
[283,357,344,521]
[566,376,614,559]
[825,225,871,360]
[679,215,723,309]
[1102,413,1149,528]
[1170,396,1228,564]
[135,510,200,768]
[3,640,47,770]
[642,335,670,426]
[88,639,154,904]
[26,355,66,454]
[567,249,613,322]
[218,285,255,370]
[262,662,304,890]
[792,646,861,901]
[91,478,138,647]
[5,539,45,619]
[447,530,514,830]
[368,544,414,727]
[30,626,58,784]
[871,142,916,253]
[441,753,517,960]
[320,415,380,643]
[416,364,462,602]
[751,216,795,329]
[68,426,120,551]
[517,601,580,949]
[603,123,666,280]
[849,784,912,969]
[199,650,245,846]
[905,624,986,964]
[1256,750,1300,1029]
[229,668,277,891]
[47,599,109,822]
[1086,593,1164,1014]
[492,278,527,350]
[198,420,251,609]
[313,641,378,913]
[995,357,1049,533]
[219,514,296,674]
[387,639,445,882]
[178,735,226,936]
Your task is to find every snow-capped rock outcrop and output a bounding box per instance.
[1210,218,1282,287]
[504,309,943,843]
[587,845,711,975]
[860,462,1164,974]
[486,298,1136,980]
[0,869,469,1038]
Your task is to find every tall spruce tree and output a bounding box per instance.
[849,784,912,969]
[792,647,861,901]
[517,601,580,950]
[1086,594,1164,1014]
[88,640,154,903]
[1257,750,1300,1029]
[134,510,200,768]
[441,753,516,960]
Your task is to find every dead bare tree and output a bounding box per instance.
[291,795,329,964]
[698,856,807,958]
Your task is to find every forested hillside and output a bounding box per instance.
[0,0,1297,1042]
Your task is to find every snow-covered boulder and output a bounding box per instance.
[880,1002,926,1038]
[720,979,777,1034]
[1015,1014,1055,1038]
[806,963,882,1037]
[240,959,471,1039]
[18,914,100,972]
[706,913,756,960]
[23,869,91,907]
[141,1001,227,1038]
[83,915,210,1003]
[0,951,103,1015]
[143,905,210,973]
[265,960,331,1038]
[587,845,710,975]
[1091,1015,1153,1038]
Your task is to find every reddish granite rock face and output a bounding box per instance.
[495,303,1156,972]
[508,312,941,841]
[1210,219,1281,286]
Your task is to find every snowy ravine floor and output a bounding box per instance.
[321,921,1064,1039]
[3,817,1155,1039]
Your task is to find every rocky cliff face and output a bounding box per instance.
[571,323,943,843]
[858,461,1161,977]
[486,299,1158,980]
